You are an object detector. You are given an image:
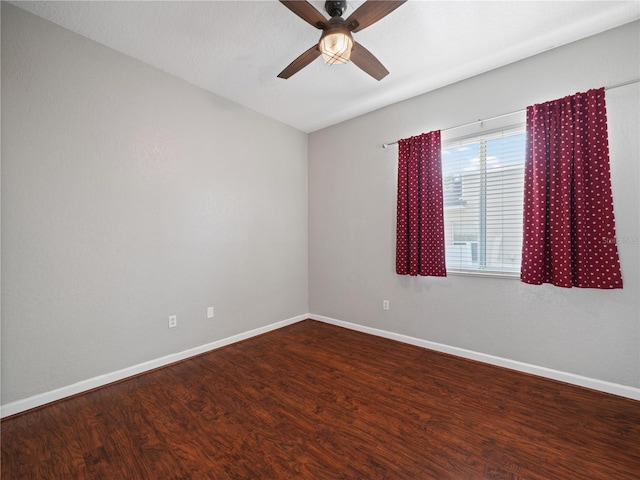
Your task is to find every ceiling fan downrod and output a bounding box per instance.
[325,0,347,18]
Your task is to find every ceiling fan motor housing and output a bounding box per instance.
[325,0,347,18]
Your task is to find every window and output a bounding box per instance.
[441,127,526,276]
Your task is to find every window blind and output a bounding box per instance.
[441,127,526,275]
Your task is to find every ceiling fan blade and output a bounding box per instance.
[345,0,406,32]
[278,45,321,79]
[279,1,327,29]
[350,41,389,81]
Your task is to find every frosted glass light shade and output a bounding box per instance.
[319,30,353,65]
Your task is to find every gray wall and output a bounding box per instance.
[1,4,308,404]
[2,3,639,408]
[309,21,640,389]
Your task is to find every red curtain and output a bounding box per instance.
[521,87,622,288]
[396,131,446,277]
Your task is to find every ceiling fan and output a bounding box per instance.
[277,0,406,81]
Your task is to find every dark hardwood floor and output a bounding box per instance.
[2,319,639,479]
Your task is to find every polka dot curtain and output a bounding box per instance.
[396,131,446,277]
[521,87,623,289]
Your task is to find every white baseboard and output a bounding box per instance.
[309,314,640,401]
[4,312,637,418]
[0,314,308,418]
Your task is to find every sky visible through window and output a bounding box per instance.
[442,133,526,174]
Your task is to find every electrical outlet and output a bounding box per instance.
[207,306,214,319]
[168,315,177,328]
[383,300,390,311]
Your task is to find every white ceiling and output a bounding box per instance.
[11,0,640,133]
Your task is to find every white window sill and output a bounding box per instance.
[447,269,520,280]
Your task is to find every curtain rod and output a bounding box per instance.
[381,78,640,149]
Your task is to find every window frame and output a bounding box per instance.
[441,121,526,279]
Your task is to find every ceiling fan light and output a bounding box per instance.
[319,30,353,65]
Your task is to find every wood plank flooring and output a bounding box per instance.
[2,319,639,479]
